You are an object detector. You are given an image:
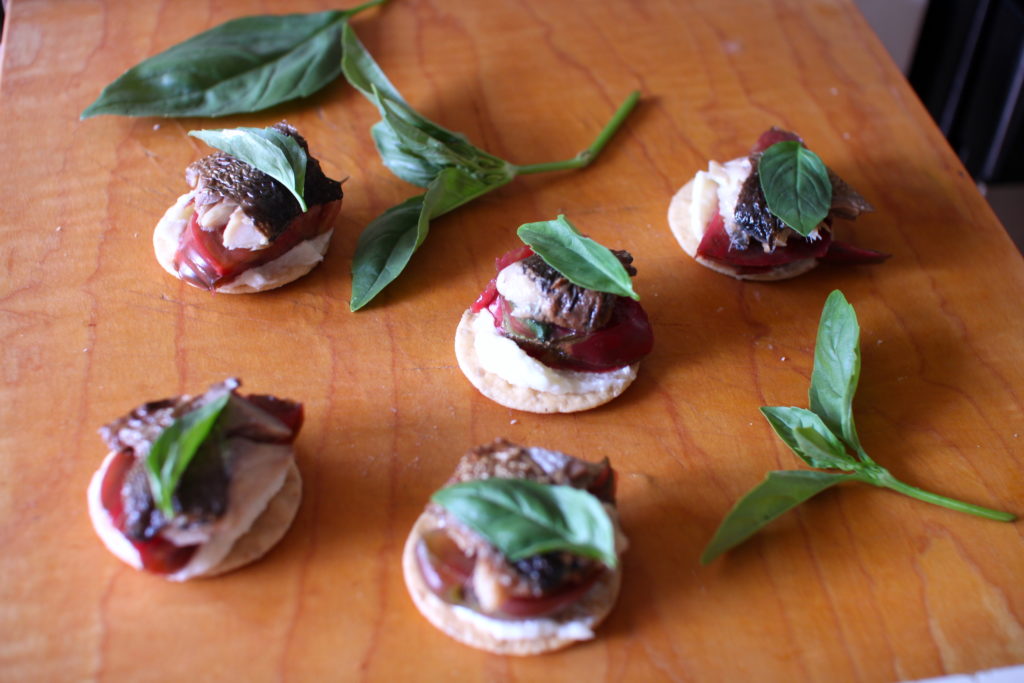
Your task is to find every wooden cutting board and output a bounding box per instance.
[2,0,1022,680]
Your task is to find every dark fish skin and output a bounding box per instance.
[828,169,874,219]
[732,169,788,250]
[516,251,637,332]
[731,128,874,252]
[185,122,343,240]
[121,435,229,541]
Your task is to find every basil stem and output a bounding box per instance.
[514,90,641,175]
[702,290,1015,564]
[81,1,387,119]
[341,23,639,310]
[855,467,1017,522]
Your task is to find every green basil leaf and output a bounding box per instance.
[342,24,483,155]
[371,121,449,189]
[760,406,858,470]
[700,470,853,564]
[371,90,501,186]
[808,290,864,454]
[350,167,504,310]
[758,140,831,237]
[432,479,618,568]
[81,3,385,119]
[342,25,511,187]
[190,126,309,211]
[145,394,230,518]
[517,215,639,300]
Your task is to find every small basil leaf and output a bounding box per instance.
[517,215,639,300]
[81,4,384,119]
[761,406,858,470]
[342,24,493,162]
[758,140,831,237]
[190,126,309,211]
[432,479,618,568]
[808,290,864,454]
[350,167,504,310]
[343,24,511,186]
[700,470,853,564]
[145,393,230,518]
[371,88,499,187]
[371,122,448,189]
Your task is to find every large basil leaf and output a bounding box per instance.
[517,215,639,300]
[808,290,864,454]
[145,394,230,518]
[700,470,852,565]
[433,479,618,568]
[350,167,504,310]
[760,406,857,470]
[758,140,831,236]
[190,126,309,210]
[81,2,385,119]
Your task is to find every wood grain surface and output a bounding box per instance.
[2,0,1022,680]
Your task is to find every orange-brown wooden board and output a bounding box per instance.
[1,0,1022,680]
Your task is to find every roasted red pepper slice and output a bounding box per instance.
[416,529,476,602]
[751,128,802,155]
[100,450,198,574]
[174,199,342,290]
[819,240,890,264]
[416,527,607,619]
[586,463,617,504]
[695,211,831,274]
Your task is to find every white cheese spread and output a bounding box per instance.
[450,603,598,642]
[689,157,752,241]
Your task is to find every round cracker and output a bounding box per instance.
[88,454,301,580]
[667,175,819,281]
[152,193,332,294]
[454,310,638,414]
[204,460,302,576]
[402,513,623,656]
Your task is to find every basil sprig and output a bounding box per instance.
[433,478,618,568]
[701,290,1015,565]
[341,23,640,310]
[80,1,387,119]
[517,215,638,300]
[145,394,230,518]
[189,126,309,211]
[758,140,832,236]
